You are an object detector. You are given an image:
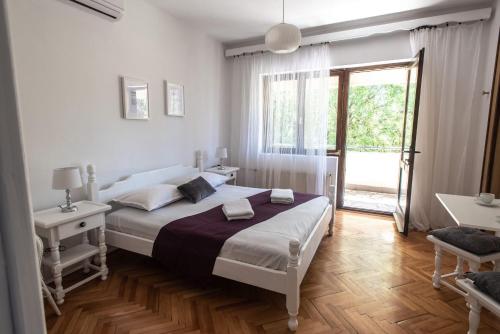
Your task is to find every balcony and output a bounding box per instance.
[344,147,400,213]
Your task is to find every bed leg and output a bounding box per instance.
[328,215,334,237]
[328,182,335,237]
[287,240,300,331]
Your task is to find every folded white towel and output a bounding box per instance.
[271,188,294,204]
[222,199,255,221]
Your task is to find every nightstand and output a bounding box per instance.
[205,166,240,185]
[34,201,111,304]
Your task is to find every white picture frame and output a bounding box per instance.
[122,77,149,120]
[165,81,185,117]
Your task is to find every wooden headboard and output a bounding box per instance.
[87,151,204,203]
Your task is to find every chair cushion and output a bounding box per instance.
[465,272,500,303]
[429,227,500,255]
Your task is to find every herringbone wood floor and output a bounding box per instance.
[45,210,500,333]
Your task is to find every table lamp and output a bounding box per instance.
[215,147,228,170]
[52,167,82,213]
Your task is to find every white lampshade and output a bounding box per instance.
[215,147,228,159]
[265,23,301,54]
[52,167,82,190]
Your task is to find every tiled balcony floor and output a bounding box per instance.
[343,189,397,213]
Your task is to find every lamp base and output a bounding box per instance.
[59,204,78,213]
[59,189,78,213]
[218,158,225,170]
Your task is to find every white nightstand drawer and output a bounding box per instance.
[58,213,104,239]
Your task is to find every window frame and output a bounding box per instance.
[261,70,342,155]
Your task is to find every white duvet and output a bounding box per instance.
[106,184,330,271]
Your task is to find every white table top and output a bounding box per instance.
[436,193,500,233]
[34,201,111,229]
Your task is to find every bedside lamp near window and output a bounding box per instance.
[215,147,228,170]
[52,167,82,213]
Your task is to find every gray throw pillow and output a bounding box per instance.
[429,227,500,255]
[177,176,216,203]
[465,272,500,303]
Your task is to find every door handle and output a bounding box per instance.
[403,150,421,154]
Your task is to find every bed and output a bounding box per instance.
[85,155,336,331]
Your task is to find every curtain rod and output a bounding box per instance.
[409,18,483,31]
[232,42,331,58]
[232,18,485,58]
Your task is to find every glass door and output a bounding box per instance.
[394,49,425,235]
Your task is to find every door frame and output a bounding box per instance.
[328,61,413,210]
[0,0,46,331]
[481,29,500,194]
[395,49,425,235]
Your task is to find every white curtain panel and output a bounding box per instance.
[230,45,331,194]
[409,22,484,230]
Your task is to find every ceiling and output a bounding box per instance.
[150,0,490,43]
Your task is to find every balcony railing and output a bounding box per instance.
[346,145,401,153]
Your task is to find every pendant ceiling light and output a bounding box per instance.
[265,0,301,54]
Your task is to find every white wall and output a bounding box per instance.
[329,30,412,67]
[6,0,228,210]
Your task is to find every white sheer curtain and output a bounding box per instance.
[409,22,485,230]
[230,45,331,194]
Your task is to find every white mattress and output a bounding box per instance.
[106,184,330,271]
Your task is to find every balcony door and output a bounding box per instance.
[394,49,425,235]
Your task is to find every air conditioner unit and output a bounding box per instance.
[69,0,124,20]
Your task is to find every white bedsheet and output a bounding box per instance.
[106,184,330,271]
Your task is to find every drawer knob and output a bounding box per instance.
[79,221,86,228]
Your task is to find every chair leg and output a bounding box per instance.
[432,244,442,288]
[42,280,61,316]
[493,260,500,272]
[455,256,464,277]
[467,298,481,334]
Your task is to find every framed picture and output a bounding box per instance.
[122,77,149,120]
[165,81,185,117]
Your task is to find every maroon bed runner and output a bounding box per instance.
[152,190,320,279]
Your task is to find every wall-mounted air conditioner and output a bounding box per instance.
[69,0,124,20]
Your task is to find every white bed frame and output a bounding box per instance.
[85,154,336,331]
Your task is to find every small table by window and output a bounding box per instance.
[436,193,500,236]
[205,166,239,185]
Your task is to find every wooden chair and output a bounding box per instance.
[427,235,500,296]
[456,278,500,334]
[35,235,61,316]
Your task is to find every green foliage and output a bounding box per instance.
[327,88,338,148]
[344,84,405,151]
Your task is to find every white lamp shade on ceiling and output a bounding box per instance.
[52,167,82,190]
[215,147,228,159]
[265,23,302,54]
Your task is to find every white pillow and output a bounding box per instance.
[196,172,229,188]
[113,184,183,211]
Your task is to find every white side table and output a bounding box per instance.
[34,200,111,304]
[205,166,239,185]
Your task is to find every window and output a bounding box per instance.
[262,72,339,154]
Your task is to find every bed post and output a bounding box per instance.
[196,150,204,172]
[328,172,336,236]
[286,239,300,331]
[87,164,99,202]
